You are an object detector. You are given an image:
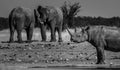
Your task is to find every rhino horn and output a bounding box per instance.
[75,28,77,33]
[66,27,73,36]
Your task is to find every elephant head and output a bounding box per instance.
[34,9,43,26]
[35,5,63,42]
[36,6,49,24]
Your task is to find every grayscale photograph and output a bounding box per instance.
[0,0,120,70]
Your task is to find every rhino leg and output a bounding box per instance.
[40,24,47,42]
[96,46,105,64]
[9,26,15,43]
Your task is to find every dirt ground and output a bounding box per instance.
[0,29,120,70]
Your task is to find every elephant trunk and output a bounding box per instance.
[34,9,43,23]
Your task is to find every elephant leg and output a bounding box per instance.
[57,26,63,42]
[17,30,22,43]
[9,26,15,43]
[26,28,33,43]
[96,46,105,64]
[50,26,56,42]
[40,24,46,42]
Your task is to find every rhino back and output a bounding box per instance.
[88,26,120,52]
[103,27,120,39]
[103,27,120,52]
[87,26,105,43]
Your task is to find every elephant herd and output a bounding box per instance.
[8,6,63,43]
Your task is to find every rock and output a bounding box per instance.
[34,60,38,63]
[65,58,69,61]
[16,59,22,62]
[28,47,32,50]
[110,62,113,66]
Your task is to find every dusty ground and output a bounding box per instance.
[0,28,120,70]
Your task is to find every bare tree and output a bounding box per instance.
[61,1,81,28]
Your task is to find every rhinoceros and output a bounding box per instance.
[67,26,120,64]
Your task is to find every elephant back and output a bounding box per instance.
[46,6,63,23]
[9,6,35,28]
[54,7,63,21]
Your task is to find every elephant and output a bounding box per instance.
[34,5,63,42]
[9,7,35,43]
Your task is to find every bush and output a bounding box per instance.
[67,16,120,28]
[0,17,9,31]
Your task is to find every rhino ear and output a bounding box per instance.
[75,27,82,33]
[81,26,89,33]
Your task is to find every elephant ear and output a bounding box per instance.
[34,9,40,18]
[46,7,56,21]
[34,9,41,23]
[37,5,42,11]
[37,5,46,14]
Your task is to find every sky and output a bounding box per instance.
[0,0,120,18]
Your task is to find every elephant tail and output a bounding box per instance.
[9,8,16,28]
